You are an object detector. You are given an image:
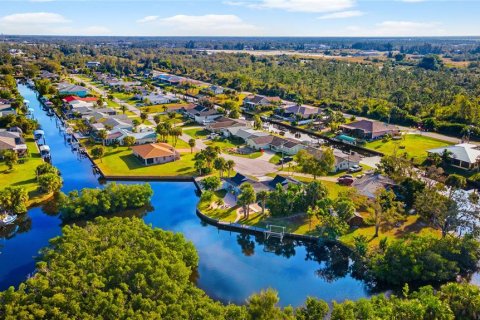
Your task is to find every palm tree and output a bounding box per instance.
[170,127,182,147]
[256,190,268,215]
[188,138,196,154]
[194,158,206,176]
[214,157,226,177]
[97,129,108,146]
[225,160,235,177]
[120,104,127,114]
[140,111,148,124]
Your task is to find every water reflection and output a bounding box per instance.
[0,83,370,306]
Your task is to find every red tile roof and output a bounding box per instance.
[63,95,98,103]
[131,143,176,159]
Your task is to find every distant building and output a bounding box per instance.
[131,143,180,165]
[340,120,399,140]
[243,95,279,110]
[282,104,322,119]
[427,143,480,171]
[86,61,101,68]
[208,85,224,95]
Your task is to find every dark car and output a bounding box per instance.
[337,177,354,186]
[278,156,293,165]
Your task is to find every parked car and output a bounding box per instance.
[278,156,293,165]
[348,165,362,173]
[339,174,353,179]
[337,177,354,186]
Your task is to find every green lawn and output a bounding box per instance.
[0,138,51,206]
[112,92,135,102]
[269,152,283,164]
[141,103,190,114]
[365,134,452,164]
[225,151,262,159]
[183,128,209,139]
[90,145,197,177]
[204,138,243,151]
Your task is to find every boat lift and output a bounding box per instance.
[264,225,286,242]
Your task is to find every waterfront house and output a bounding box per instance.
[131,142,180,165]
[0,130,27,156]
[352,173,396,199]
[57,83,89,97]
[340,120,399,140]
[427,143,480,171]
[282,104,322,119]
[267,175,301,189]
[224,173,270,195]
[245,134,305,155]
[205,117,248,137]
[269,136,305,155]
[0,103,16,117]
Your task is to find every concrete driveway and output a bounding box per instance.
[221,153,278,177]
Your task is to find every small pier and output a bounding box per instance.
[264,225,286,242]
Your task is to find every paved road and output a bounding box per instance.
[71,74,141,117]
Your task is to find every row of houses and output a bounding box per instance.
[63,95,157,146]
[204,116,362,171]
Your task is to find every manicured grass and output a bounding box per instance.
[112,92,135,102]
[339,214,441,249]
[269,152,283,164]
[163,136,191,149]
[89,145,197,177]
[204,138,243,150]
[0,138,51,206]
[365,134,452,164]
[149,113,184,124]
[225,151,263,159]
[183,128,209,139]
[141,103,190,113]
[284,175,352,198]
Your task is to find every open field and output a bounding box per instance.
[365,134,452,164]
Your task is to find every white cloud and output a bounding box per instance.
[318,10,364,19]
[137,15,159,23]
[157,14,260,36]
[375,20,440,36]
[253,0,356,13]
[0,12,70,24]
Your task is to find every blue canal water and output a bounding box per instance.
[0,83,369,306]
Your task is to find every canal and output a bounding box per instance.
[0,83,369,306]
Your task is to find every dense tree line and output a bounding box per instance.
[59,183,153,221]
[1,217,479,319]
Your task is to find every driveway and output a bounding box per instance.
[221,153,278,177]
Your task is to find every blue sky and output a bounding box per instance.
[0,0,479,36]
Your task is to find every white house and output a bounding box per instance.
[427,143,480,171]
